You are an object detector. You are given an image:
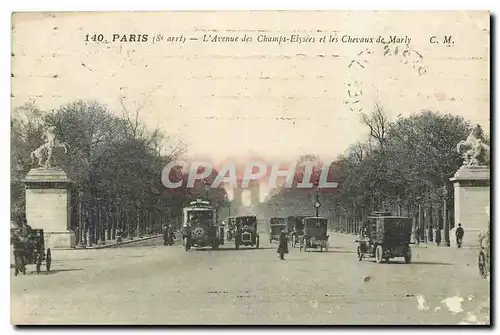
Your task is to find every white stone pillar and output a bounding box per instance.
[24,168,76,249]
[450,165,490,247]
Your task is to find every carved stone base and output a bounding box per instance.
[450,165,490,248]
[24,167,75,249]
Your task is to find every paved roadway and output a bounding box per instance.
[11,232,490,325]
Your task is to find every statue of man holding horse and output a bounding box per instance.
[456,124,490,166]
[30,125,69,168]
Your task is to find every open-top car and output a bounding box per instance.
[269,217,286,243]
[226,217,236,241]
[355,213,413,263]
[287,215,307,247]
[11,228,51,276]
[181,199,224,251]
[299,217,329,252]
[234,215,260,249]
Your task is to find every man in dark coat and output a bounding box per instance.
[415,226,421,245]
[163,224,174,246]
[277,229,289,260]
[455,223,464,247]
[435,227,442,246]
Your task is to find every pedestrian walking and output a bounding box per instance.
[435,227,442,246]
[115,227,123,247]
[277,229,289,260]
[455,223,464,248]
[415,226,421,245]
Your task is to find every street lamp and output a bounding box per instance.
[416,196,423,242]
[204,179,210,201]
[314,182,321,217]
[442,185,450,247]
[77,191,85,247]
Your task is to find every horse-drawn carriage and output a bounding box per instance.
[299,217,329,252]
[11,228,52,276]
[355,213,413,264]
[269,217,286,243]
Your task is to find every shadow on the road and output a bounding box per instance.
[192,247,275,252]
[12,268,84,276]
[395,261,453,266]
[365,260,453,266]
[44,268,85,275]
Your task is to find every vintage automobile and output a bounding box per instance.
[478,229,490,278]
[355,213,413,264]
[226,217,236,241]
[269,217,287,243]
[234,215,260,249]
[286,215,307,248]
[299,217,329,252]
[11,228,52,276]
[181,199,224,251]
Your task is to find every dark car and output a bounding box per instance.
[355,214,413,264]
[299,217,329,252]
[286,215,308,248]
[234,215,260,249]
[269,217,286,243]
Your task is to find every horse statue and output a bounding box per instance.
[30,126,69,168]
[456,124,490,166]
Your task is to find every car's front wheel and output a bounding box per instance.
[375,245,384,263]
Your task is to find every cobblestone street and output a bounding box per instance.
[10,233,490,325]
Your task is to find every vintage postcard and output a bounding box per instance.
[10,11,490,325]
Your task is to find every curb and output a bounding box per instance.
[70,234,163,250]
[10,235,162,268]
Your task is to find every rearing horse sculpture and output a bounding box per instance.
[456,124,490,166]
[30,126,69,168]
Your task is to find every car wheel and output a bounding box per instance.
[36,254,42,274]
[357,246,363,261]
[375,245,384,263]
[46,249,52,272]
[404,247,412,264]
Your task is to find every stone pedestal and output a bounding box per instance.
[24,168,76,249]
[450,165,490,247]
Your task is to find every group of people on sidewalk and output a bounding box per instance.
[415,223,465,247]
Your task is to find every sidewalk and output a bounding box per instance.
[327,231,480,250]
[72,234,162,250]
[10,234,162,268]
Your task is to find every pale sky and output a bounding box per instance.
[12,11,490,168]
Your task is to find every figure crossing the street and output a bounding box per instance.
[115,227,123,247]
[163,224,175,246]
[435,227,442,246]
[415,226,421,245]
[455,223,464,248]
[277,228,289,260]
